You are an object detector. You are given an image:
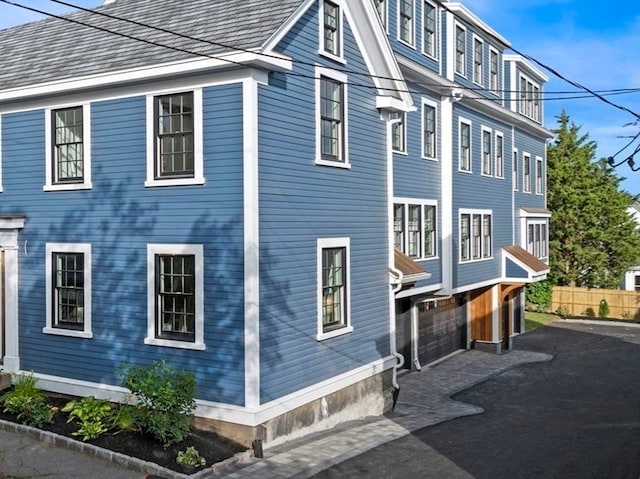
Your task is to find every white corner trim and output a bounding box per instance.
[243,77,261,410]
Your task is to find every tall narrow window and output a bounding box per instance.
[44,243,92,338]
[460,214,470,261]
[374,0,386,27]
[495,133,504,178]
[391,112,406,153]
[393,204,405,251]
[490,48,499,93]
[483,215,492,258]
[459,121,471,171]
[45,104,92,191]
[318,238,351,340]
[156,254,196,342]
[424,205,436,258]
[536,157,543,193]
[423,103,436,158]
[322,0,340,57]
[473,38,483,85]
[399,0,414,45]
[423,1,436,57]
[482,129,492,175]
[455,25,466,75]
[513,150,519,190]
[320,76,344,162]
[408,205,421,258]
[523,154,531,192]
[146,244,204,350]
[53,107,84,184]
[472,214,482,259]
[155,92,194,179]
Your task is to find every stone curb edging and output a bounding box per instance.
[0,418,252,479]
[560,318,640,328]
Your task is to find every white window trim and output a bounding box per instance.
[494,131,504,179]
[459,209,493,263]
[392,111,408,155]
[454,23,467,76]
[397,0,416,48]
[523,152,532,193]
[44,103,93,192]
[319,0,346,64]
[145,244,205,350]
[458,117,472,173]
[315,66,350,168]
[422,0,438,59]
[44,243,92,339]
[317,237,352,341]
[421,98,438,160]
[375,0,388,33]
[535,156,544,194]
[395,198,439,260]
[489,46,500,95]
[472,35,484,86]
[480,126,492,177]
[145,88,204,187]
[518,72,541,122]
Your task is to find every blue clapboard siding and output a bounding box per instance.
[257,3,391,403]
[385,0,441,76]
[506,259,529,279]
[393,81,443,285]
[2,83,247,406]
[451,104,513,288]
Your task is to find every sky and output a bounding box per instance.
[0,0,639,193]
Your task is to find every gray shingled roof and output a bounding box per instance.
[0,0,305,91]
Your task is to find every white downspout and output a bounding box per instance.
[386,113,405,393]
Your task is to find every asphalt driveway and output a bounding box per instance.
[312,321,640,479]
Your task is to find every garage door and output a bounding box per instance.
[416,297,467,365]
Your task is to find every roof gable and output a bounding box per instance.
[0,0,304,94]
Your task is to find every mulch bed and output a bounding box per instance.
[0,391,247,475]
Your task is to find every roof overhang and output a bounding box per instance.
[502,245,550,283]
[391,249,431,285]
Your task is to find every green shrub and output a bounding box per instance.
[556,305,569,317]
[598,299,609,318]
[62,396,112,441]
[0,373,54,427]
[176,445,206,468]
[120,360,196,447]
[110,402,142,433]
[525,280,552,312]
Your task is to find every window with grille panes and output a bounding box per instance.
[321,247,347,332]
[399,0,414,44]
[322,0,340,57]
[423,1,437,58]
[155,92,194,179]
[455,25,466,75]
[53,252,85,330]
[53,107,84,184]
[424,205,436,258]
[393,204,405,251]
[423,103,436,158]
[374,0,386,27]
[407,205,421,258]
[459,121,471,171]
[482,129,492,175]
[395,201,437,259]
[490,48,499,93]
[320,76,345,162]
[460,211,492,262]
[391,112,406,153]
[155,254,196,342]
[523,154,531,192]
[473,38,483,85]
[495,133,504,178]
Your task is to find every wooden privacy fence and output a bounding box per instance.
[551,286,640,320]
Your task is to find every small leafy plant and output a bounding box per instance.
[62,396,112,441]
[0,373,55,427]
[120,360,196,447]
[176,446,206,468]
[598,299,610,318]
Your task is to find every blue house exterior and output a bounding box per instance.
[0,0,550,446]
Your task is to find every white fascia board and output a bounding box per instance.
[262,0,315,52]
[376,95,415,112]
[446,3,510,48]
[0,51,292,103]
[503,54,549,83]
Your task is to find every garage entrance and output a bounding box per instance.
[415,297,467,366]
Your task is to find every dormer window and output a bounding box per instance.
[518,75,541,122]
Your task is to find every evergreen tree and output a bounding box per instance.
[547,111,640,288]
